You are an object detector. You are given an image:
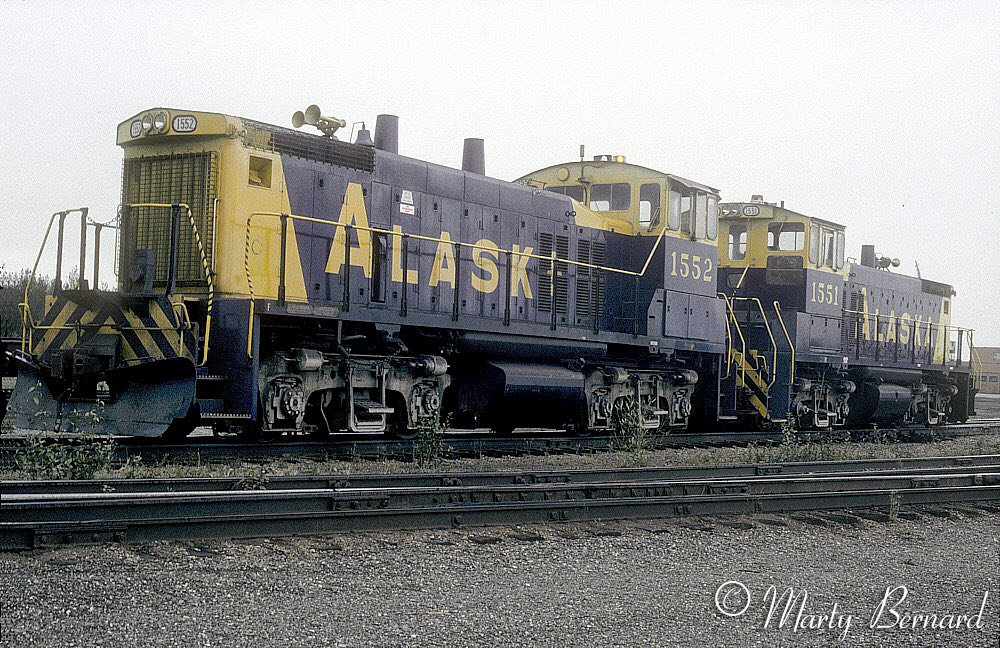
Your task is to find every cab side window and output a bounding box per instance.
[707,197,718,241]
[679,195,692,234]
[668,190,681,231]
[694,193,708,239]
[728,224,748,260]
[767,222,805,251]
[822,230,836,267]
[639,183,660,228]
[589,183,630,211]
[547,185,585,202]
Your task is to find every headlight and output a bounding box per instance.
[141,114,153,132]
[153,112,167,132]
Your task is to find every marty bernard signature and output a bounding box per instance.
[714,581,992,642]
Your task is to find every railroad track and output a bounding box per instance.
[3,454,999,551]
[2,420,996,467]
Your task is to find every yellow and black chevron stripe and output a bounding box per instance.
[31,295,196,367]
[730,348,769,418]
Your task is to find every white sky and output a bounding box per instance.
[1,0,998,345]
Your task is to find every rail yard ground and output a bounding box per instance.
[1,399,998,646]
[1,504,997,646]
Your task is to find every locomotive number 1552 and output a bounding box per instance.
[669,251,714,283]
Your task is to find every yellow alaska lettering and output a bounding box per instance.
[391,225,419,284]
[860,287,871,341]
[511,244,533,298]
[885,310,897,343]
[429,232,456,287]
[325,183,372,278]
[899,312,911,345]
[471,239,500,294]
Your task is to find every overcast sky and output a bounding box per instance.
[1,0,998,345]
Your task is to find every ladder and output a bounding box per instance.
[718,295,794,423]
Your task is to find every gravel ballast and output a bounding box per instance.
[1,505,997,647]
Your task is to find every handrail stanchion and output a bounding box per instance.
[78,208,89,289]
[278,213,288,308]
[400,233,409,317]
[92,223,103,291]
[773,300,795,386]
[343,224,351,312]
[54,212,67,296]
[504,249,512,326]
[166,204,181,295]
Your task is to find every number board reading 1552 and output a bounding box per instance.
[669,251,714,283]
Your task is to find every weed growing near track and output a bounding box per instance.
[12,400,121,480]
[414,414,447,469]
[610,394,661,464]
[17,432,117,480]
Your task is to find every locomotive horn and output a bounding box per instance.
[293,104,347,137]
[304,104,323,125]
[305,104,347,130]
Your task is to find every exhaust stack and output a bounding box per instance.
[861,244,876,268]
[374,114,399,154]
[462,138,485,175]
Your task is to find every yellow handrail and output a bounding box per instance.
[718,293,748,387]
[20,210,73,353]
[242,211,681,357]
[970,344,984,389]
[773,300,795,385]
[734,263,752,291]
[129,203,214,367]
[729,296,778,389]
[716,293,734,380]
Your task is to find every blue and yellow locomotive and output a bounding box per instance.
[6,107,726,437]
[715,198,978,428]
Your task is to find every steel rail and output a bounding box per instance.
[1,421,997,468]
[2,477,998,550]
[5,454,1000,496]
[7,471,1000,521]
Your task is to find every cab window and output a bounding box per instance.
[694,193,708,239]
[707,196,718,240]
[835,231,845,269]
[728,224,747,260]
[589,183,630,211]
[547,185,585,202]
[668,190,681,230]
[679,195,692,233]
[638,183,660,227]
[809,225,819,263]
[767,222,805,251]
[822,229,835,266]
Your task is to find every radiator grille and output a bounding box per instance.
[122,151,218,288]
[574,239,606,325]
[538,233,569,314]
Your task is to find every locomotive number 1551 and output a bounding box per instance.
[810,281,841,305]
